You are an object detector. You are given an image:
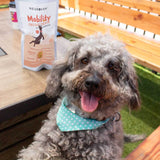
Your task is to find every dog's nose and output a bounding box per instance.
[85,74,101,89]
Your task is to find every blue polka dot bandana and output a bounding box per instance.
[56,97,110,132]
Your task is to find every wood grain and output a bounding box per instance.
[0,9,71,109]
[59,0,160,35]
[0,136,33,160]
[0,10,48,108]
[0,0,9,5]
[0,103,51,131]
[59,15,160,55]
[0,111,47,150]
[103,0,160,15]
[126,126,160,160]
[58,15,160,72]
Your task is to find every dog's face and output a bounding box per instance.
[46,34,140,120]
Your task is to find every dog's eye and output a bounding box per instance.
[108,61,114,70]
[108,61,122,73]
[81,57,89,64]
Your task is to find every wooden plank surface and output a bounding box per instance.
[0,0,9,5]
[0,9,70,109]
[0,136,33,160]
[59,15,160,55]
[58,15,160,72]
[0,103,51,131]
[0,111,48,150]
[103,0,160,15]
[126,126,160,160]
[59,0,160,35]
[0,10,49,108]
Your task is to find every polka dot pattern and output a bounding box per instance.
[56,97,110,132]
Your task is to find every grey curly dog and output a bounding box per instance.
[18,34,143,160]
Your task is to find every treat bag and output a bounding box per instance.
[16,0,59,71]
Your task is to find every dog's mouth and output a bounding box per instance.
[80,91,101,113]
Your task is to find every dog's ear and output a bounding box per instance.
[126,68,141,110]
[118,50,141,110]
[45,59,68,98]
[45,41,79,98]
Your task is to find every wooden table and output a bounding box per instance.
[0,8,70,123]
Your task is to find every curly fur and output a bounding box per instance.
[17,34,140,160]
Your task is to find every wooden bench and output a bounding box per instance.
[126,126,160,160]
[0,0,9,5]
[58,0,160,73]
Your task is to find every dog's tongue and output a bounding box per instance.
[80,92,99,113]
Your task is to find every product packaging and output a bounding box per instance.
[9,1,19,29]
[15,0,59,71]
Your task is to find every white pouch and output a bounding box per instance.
[15,0,59,71]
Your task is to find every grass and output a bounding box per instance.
[0,4,8,9]
[63,33,160,157]
[63,32,78,41]
[122,64,160,157]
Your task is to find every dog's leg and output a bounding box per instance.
[29,40,34,44]
[17,105,66,160]
[42,34,44,40]
[17,137,65,160]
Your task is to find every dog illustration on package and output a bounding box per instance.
[16,0,59,71]
[30,26,44,47]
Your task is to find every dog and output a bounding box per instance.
[18,34,141,160]
[30,26,44,47]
